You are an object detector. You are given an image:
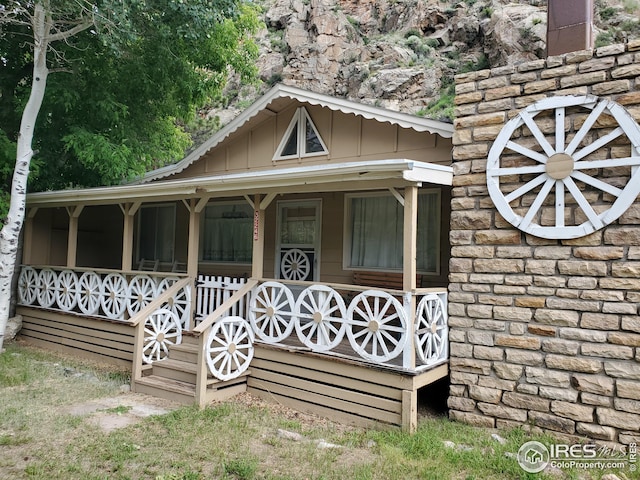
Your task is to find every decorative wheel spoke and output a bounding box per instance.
[487,95,640,240]
[280,248,311,281]
[18,267,38,305]
[249,281,295,343]
[142,308,182,364]
[55,270,79,311]
[36,269,57,308]
[415,294,448,365]
[77,272,102,315]
[294,285,347,352]
[127,275,157,316]
[158,277,191,330]
[346,290,407,363]
[100,273,128,319]
[206,316,254,381]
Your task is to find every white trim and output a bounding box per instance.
[275,199,322,282]
[272,107,329,161]
[27,159,453,208]
[134,84,454,183]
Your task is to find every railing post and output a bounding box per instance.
[402,291,416,370]
[131,320,145,386]
[195,327,209,407]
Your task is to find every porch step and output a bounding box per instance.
[135,375,196,405]
[169,342,199,363]
[134,372,250,405]
[152,358,216,385]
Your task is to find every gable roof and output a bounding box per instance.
[137,83,454,184]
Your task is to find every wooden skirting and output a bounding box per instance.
[247,343,448,432]
[16,306,134,367]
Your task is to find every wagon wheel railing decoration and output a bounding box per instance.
[414,294,448,365]
[142,308,182,364]
[101,273,128,319]
[158,277,191,330]
[294,284,347,352]
[249,281,295,343]
[280,248,311,281]
[346,290,408,363]
[205,316,255,381]
[487,95,640,239]
[35,268,57,308]
[18,266,38,306]
[77,271,102,315]
[127,274,157,317]
[55,270,79,312]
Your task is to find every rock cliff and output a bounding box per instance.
[209,0,640,125]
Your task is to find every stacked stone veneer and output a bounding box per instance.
[448,40,640,446]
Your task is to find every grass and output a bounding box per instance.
[1,342,638,480]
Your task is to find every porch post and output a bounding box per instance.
[66,205,84,268]
[402,186,418,371]
[22,208,38,265]
[121,202,140,271]
[187,198,201,278]
[252,194,265,279]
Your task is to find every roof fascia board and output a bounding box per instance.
[27,159,452,208]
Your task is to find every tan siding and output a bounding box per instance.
[166,102,452,180]
[361,118,396,156]
[330,113,360,158]
[17,306,134,367]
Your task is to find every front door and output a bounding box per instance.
[276,199,321,282]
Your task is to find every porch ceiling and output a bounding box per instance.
[26,159,453,208]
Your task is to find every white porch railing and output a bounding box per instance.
[17,265,192,329]
[195,274,249,323]
[194,278,448,374]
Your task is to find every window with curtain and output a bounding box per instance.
[347,191,440,274]
[201,202,253,263]
[138,204,175,263]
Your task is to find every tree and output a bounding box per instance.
[0,0,260,351]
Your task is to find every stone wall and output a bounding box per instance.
[448,40,640,446]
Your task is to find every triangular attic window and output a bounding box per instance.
[273,107,328,160]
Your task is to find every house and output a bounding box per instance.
[16,84,455,432]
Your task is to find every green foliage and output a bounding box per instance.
[600,6,617,20]
[224,457,258,479]
[481,7,494,18]
[595,31,615,47]
[0,0,261,191]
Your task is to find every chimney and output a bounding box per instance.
[547,0,594,56]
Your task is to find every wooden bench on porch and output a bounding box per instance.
[353,270,422,290]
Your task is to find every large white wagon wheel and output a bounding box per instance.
[280,248,311,281]
[158,277,191,330]
[415,294,448,365]
[206,316,255,381]
[127,274,157,316]
[346,290,407,363]
[77,271,102,315]
[36,268,57,308]
[294,285,347,351]
[487,95,640,240]
[101,273,128,319]
[55,270,79,311]
[249,281,295,343]
[18,266,38,305]
[142,308,182,364]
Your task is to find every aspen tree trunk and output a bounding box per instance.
[0,3,50,352]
